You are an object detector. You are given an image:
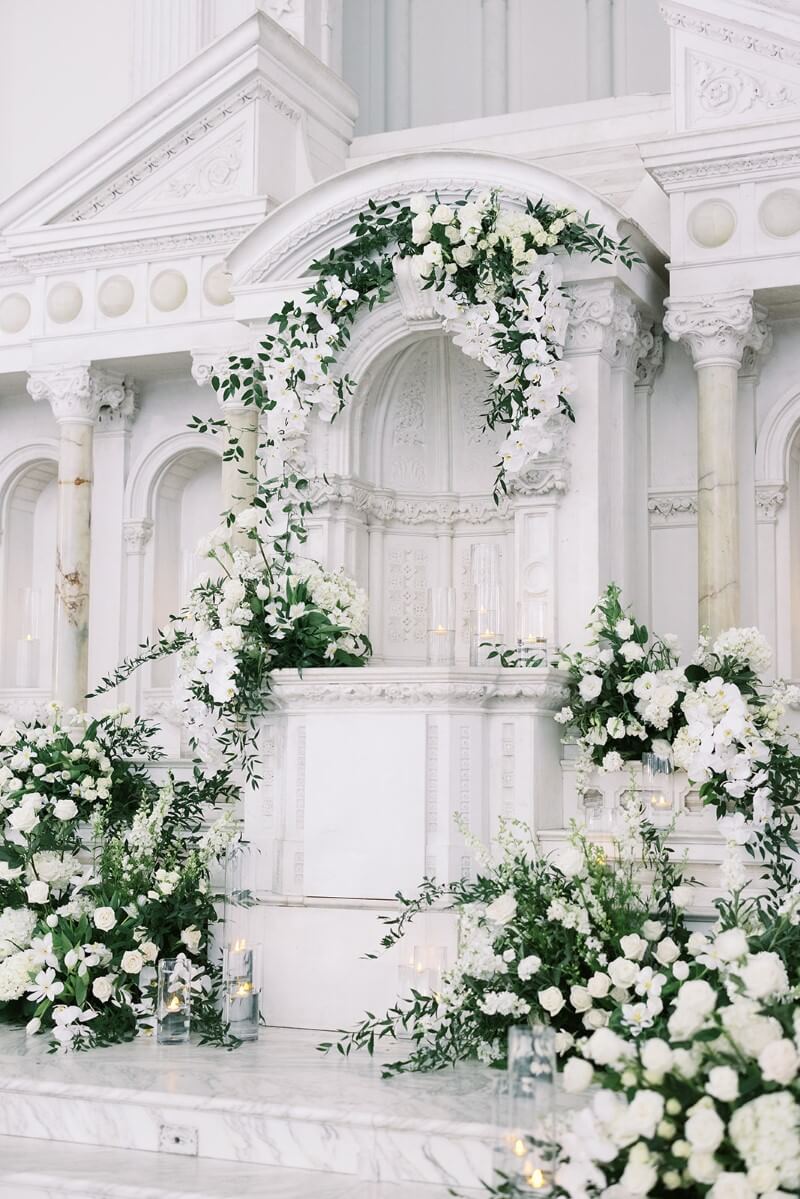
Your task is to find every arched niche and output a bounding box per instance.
[150,448,221,687]
[0,458,58,689]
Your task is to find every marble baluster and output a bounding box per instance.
[27,366,129,710]
[664,293,768,637]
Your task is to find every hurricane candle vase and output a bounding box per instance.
[500,1025,557,1193]
[641,751,674,821]
[398,945,448,1000]
[469,544,503,666]
[15,587,41,688]
[426,587,456,666]
[516,598,548,666]
[156,957,191,1045]
[224,981,260,1041]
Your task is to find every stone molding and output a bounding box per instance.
[755,482,788,521]
[27,365,135,426]
[266,666,568,711]
[660,2,800,71]
[14,226,253,276]
[663,292,769,368]
[648,490,698,524]
[649,147,800,188]
[63,80,299,224]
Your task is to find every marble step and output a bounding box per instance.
[0,1028,499,1191]
[0,1134,480,1199]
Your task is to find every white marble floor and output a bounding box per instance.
[0,1028,498,1192]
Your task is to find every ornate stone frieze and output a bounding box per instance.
[660,3,800,70]
[663,293,769,368]
[63,81,299,224]
[755,483,788,521]
[308,477,515,525]
[650,147,800,188]
[16,226,252,275]
[689,53,800,127]
[122,519,154,554]
[648,491,698,524]
[268,674,568,710]
[0,697,52,723]
[27,365,134,425]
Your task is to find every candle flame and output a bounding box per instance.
[513,1138,527,1157]
[166,994,182,1012]
[232,939,247,952]
[526,1167,548,1189]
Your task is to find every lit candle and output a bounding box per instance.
[526,1167,550,1190]
[15,634,40,688]
[166,994,183,1013]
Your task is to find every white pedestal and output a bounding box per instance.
[237,665,566,1028]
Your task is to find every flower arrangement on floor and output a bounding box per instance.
[211,187,635,499]
[550,893,800,1199]
[322,806,689,1077]
[0,707,239,1051]
[93,519,371,772]
[557,584,800,896]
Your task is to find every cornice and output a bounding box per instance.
[267,668,568,711]
[660,2,800,69]
[649,144,800,187]
[308,478,513,525]
[11,224,253,276]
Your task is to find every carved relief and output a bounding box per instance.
[755,483,787,521]
[690,54,800,125]
[386,343,430,488]
[386,546,429,645]
[648,492,698,525]
[133,129,246,211]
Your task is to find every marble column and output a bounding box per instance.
[664,293,768,637]
[481,0,509,116]
[191,351,258,517]
[27,365,130,710]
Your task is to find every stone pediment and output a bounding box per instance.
[662,0,800,131]
[0,10,356,271]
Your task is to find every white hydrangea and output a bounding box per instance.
[0,948,38,1002]
[729,1091,800,1189]
[712,627,772,674]
[0,906,37,959]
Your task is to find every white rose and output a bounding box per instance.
[562,1058,594,1094]
[706,1065,739,1102]
[620,934,647,961]
[91,975,115,1003]
[640,1038,673,1078]
[408,193,429,214]
[759,1038,798,1085]
[25,880,49,905]
[485,892,517,925]
[452,244,475,268]
[641,921,663,942]
[517,955,541,981]
[411,212,433,245]
[655,937,680,966]
[620,641,645,662]
[538,986,565,1016]
[672,960,690,981]
[713,928,748,962]
[587,972,611,999]
[7,802,39,835]
[120,950,144,975]
[93,907,116,932]
[708,1174,756,1199]
[578,674,603,702]
[615,618,634,639]
[738,951,788,1001]
[181,926,202,954]
[140,941,159,963]
[234,507,262,530]
[685,1105,725,1153]
[52,799,78,821]
[608,957,638,989]
[671,885,693,909]
[431,203,454,225]
[570,985,592,1013]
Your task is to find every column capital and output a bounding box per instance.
[122,519,154,555]
[564,281,641,362]
[634,324,665,395]
[190,347,254,413]
[663,292,769,370]
[27,364,133,425]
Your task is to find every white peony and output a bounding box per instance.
[640,1038,673,1078]
[620,1160,657,1195]
[759,1039,798,1085]
[562,1057,593,1093]
[713,927,748,962]
[585,1027,633,1067]
[738,952,789,1001]
[686,1104,726,1153]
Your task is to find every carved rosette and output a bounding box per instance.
[27,365,134,425]
[755,483,787,522]
[663,293,769,369]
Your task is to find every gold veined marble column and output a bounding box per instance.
[27,365,132,710]
[664,293,768,637]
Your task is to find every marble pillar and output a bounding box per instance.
[191,351,258,518]
[27,366,130,710]
[664,293,768,637]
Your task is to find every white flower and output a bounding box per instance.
[655,937,680,966]
[93,907,116,932]
[52,799,78,821]
[234,507,262,530]
[601,750,624,773]
[615,618,634,639]
[120,950,144,975]
[708,1175,756,1199]
[620,641,645,662]
[0,906,37,959]
[25,880,49,905]
[552,844,584,878]
[562,1058,594,1093]
[140,941,159,963]
[408,193,429,214]
[706,1065,739,1102]
[587,972,611,999]
[620,934,647,961]
[570,985,592,1013]
[608,957,638,989]
[620,1160,658,1195]
[7,801,39,835]
[713,927,748,962]
[685,1104,726,1153]
[517,955,541,981]
[671,885,693,909]
[759,1039,798,1085]
[431,203,454,225]
[640,1038,673,1078]
[485,892,517,925]
[578,675,603,702]
[181,926,201,954]
[738,952,789,1001]
[538,986,565,1016]
[411,212,433,245]
[91,975,115,1003]
[452,244,475,268]
[27,967,64,1003]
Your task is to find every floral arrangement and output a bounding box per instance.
[551,893,800,1199]
[557,584,800,896]
[93,520,371,771]
[212,188,635,499]
[0,707,239,1051]
[322,806,689,1077]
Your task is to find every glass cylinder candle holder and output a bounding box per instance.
[224,981,260,1041]
[517,598,548,666]
[642,751,674,820]
[157,957,191,1045]
[470,585,503,666]
[398,945,447,1001]
[500,1025,557,1193]
[427,587,456,666]
[223,940,260,993]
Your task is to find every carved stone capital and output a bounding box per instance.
[191,348,252,413]
[755,483,787,522]
[564,282,642,362]
[27,365,133,425]
[123,519,154,554]
[634,324,665,393]
[663,293,769,369]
